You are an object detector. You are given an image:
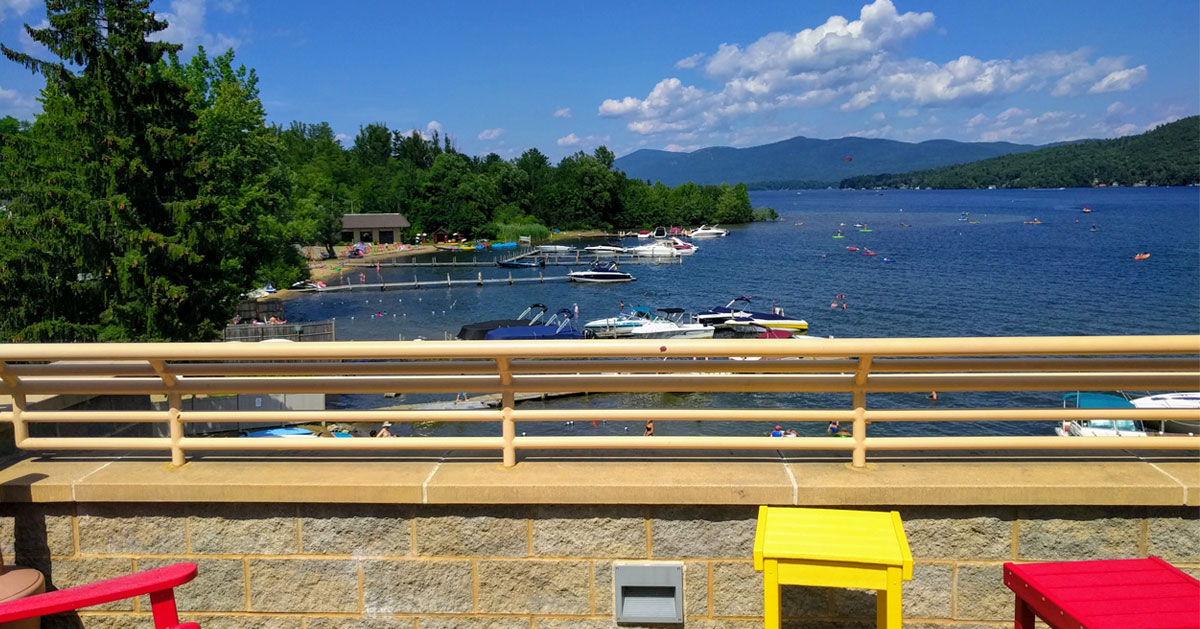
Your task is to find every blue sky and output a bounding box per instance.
[1,0,1197,160]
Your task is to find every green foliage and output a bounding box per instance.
[841,117,1200,189]
[0,1,302,341]
[751,207,780,221]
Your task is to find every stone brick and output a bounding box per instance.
[709,561,760,618]
[306,618,415,629]
[651,507,757,559]
[689,621,768,629]
[78,504,187,555]
[362,559,473,614]
[190,504,298,555]
[136,557,245,612]
[780,584,827,618]
[533,620,610,629]
[684,560,709,617]
[1017,507,1141,560]
[414,506,527,557]
[904,562,953,619]
[780,622,874,629]
[46,557,136,611]
[1146,508,1200,563]
[903,507,1014,561]
[181,615,303,629]
[901,624,1005,629]
[955,563,1009,621]
[830,588,874,619]
[594,560,613,615]
[300,504,410,557]
[247,559,358,613]
[419,618,531,629]
[531,506,645,558]
[6,504,75,559]
[476,560,591,615]
[45,614,144,629]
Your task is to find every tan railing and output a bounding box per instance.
[1,335,1198,468]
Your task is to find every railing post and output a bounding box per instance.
[852,356,873,468]
[497,358,516,467]
[150,360,185,466]
[10,392,27,447]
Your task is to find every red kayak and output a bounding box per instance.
[846,246,858,251]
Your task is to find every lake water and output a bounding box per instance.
[282,187,1200,438]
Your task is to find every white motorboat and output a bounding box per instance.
[537,245,573,254]
[669,237,698,256]
[584,245,628,256]
[568,260,635,283]
[651,226,668,238]
[636,230,652,239]
[583,306,656,338]
[629,242,679,257]
[627,308,715,339]
[689,224,728,238]
[1054,393,1147,437]
[1128,392,1200,434]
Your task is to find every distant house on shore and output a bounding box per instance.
[340,213,410,244]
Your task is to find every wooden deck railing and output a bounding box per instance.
[1,335,1198,467]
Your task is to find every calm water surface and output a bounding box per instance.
[283,187,1200,438]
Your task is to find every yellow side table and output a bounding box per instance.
[753,506,913,628]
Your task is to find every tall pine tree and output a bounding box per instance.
[0,1,299,341]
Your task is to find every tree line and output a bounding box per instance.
[0,0,751,342]
[840,116,1200,190]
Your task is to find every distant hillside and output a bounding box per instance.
[614,136,1042,187]
[840,116,1200,189]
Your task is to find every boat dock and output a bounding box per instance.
[340,250,682,268]
[380,391,588,408]
[308,272,571,292]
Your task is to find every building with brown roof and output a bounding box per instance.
[339,213,410,244]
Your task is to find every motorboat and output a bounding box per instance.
[537,245,573,254]
[1133,253,1150,260]
[626,308,714,339]
[629,241,679,257]
[584,307,655,338]
[651,226,668,238]
[584,245,628,256]
[636,230,651,239]
[484,309,584,340]
[693,296,807,333]
[456,303,547,340]
[495,257,544,269]
[1055,393,1147,437]
[568,260,635,283]
[1128,392,1200,434]
[668,237,698,256]
[689,224,728,238]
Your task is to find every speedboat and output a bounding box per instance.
[484,309,584,340]
[496,257,544,269]
[1128,392,1200,434]
[668,237,698,256]
[537,245,573,254]
[651,226,667,238]
[636,230,651,239]
[584,245,628,256]
[629,241,679,257]
[694,296,808,333]
[627,308,714,339]
[568,260,635,283]
[584,307,656,338]
[689,224,728,238]
[1055,393,1147,437]
[456,303,547,340]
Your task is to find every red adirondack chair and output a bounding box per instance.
[0,561,199,628]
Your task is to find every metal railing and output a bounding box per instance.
[1,335,1198,467]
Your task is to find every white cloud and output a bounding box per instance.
[1089,65,1146,93]
[0,82,35,117]
[995,107,1028,123]
[1106,101,1133,116]
[557,133,580,147]
[0,0,35,23]
[841,87,879,111]
[979,110,1080,142]
[19,18,48,55]
[1111,123,1138,136]
[152,0,241,52]
[871,112,886,121]
[426,120,443,135]
[664,143,700,152]
[553,107,571,119]
[966,113,987,128]
[477,128,504,141]
[675,53,705,69]
[556,133,610,149]
[333,133,348,144]
[897,108,917,118]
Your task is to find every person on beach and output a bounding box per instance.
[784,429,799,437]
[456,392,468,402]
[376,421,392,438]
[769,425,784,437]
[827,420,843,435]
[644,419,654,436]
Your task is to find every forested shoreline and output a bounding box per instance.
[0,1,750,342]
[840,116,1199,190]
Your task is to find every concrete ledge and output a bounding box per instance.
[0,448,1194,506]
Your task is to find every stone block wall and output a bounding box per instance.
[0,503,1195,628]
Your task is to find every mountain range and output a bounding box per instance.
[614,135,1044,187]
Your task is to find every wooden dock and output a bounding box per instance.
[341,250,682,268]
[309,272,570,292]
[380,391,587,408]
